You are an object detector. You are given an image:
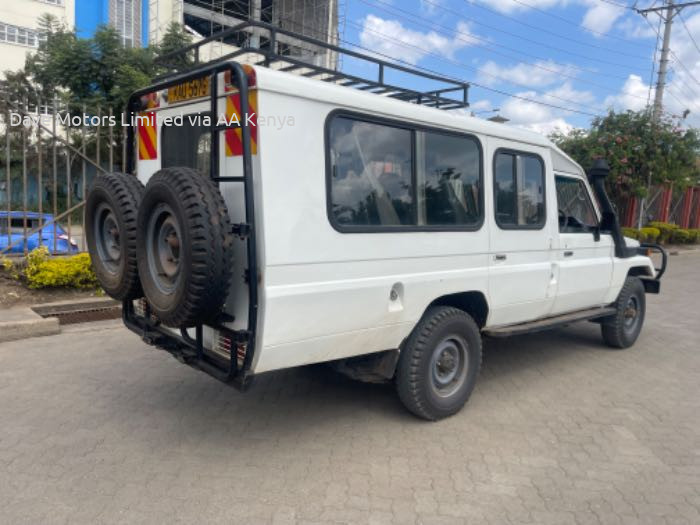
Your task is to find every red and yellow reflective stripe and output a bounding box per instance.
[138,112,157,160]
[225,90,258,157]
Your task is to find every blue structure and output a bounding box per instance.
[75,0,149,47]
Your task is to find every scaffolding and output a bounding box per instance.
[174,0,344,69]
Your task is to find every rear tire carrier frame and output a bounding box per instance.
[123,61,259,389]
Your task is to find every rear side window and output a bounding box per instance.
[494,150,545,229]
[419,132,481,226]
[328,117,414,227]
[327,113,482,230]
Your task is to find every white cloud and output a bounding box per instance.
[499,82,594,135]
[600,10,700,128]
[420,0,443,14]
[482,0,567,14]
[603,74,651,112]
[477,0,626,36]
[358,15,475,65]
[478,60,578,88]
[616,17,658,40]
[580,0,625,35]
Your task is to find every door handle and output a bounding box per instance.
[494,254,507,261]
[563,250,574,257]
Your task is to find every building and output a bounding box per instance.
[75,0,149,47]
[0,0,75,73]
[1,1,339,75]
[150,0,340,69]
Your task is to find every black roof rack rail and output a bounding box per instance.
[155,20,469,111]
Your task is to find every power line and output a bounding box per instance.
[464,0,650,60]
[345,18,604,116]
[414,0,648,70]
[597,0,634,8]
[640,12,700,91]
[678,11,700,55]
[359,0,651,104]
[647,11,662,106]
[345,36,602,117]
[362,0,635,81]
[507,0,651,48]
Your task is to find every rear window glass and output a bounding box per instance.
[329,117,414,227]
[161,113,211,175]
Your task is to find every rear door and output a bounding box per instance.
[487,144,556,326]
[551,174,613,313]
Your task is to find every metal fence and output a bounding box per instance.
[1,94,127,256]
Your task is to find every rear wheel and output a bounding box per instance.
[85,172,144,300]
[136,167,234,327]
[601,276,646,349]
[396,307,482,420]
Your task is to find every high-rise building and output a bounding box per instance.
[0,0,75,73]
[75,0,149,47]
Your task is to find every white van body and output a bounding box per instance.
[134,64,656,376]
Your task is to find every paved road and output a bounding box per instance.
[1,255,699,524]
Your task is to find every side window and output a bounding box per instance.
[494,151,546,229]
[555,175,598,232]
[418,132,481,226]
[329,116,413,227]
[327,114,484,231]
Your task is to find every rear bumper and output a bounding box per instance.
[122,300,254,391]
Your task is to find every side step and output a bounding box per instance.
[483,306,616,338]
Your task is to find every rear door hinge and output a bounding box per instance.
[233,330,251,344]
[232,223,251,238]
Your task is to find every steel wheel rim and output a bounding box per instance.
[429,335,469,398]
[94,202,121,274]
[623,295,640,330]
[146,203,182,295]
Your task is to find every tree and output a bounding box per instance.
[551,110,700,209]
[155,22,194,73]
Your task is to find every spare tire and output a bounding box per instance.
[85,172,144,300]
[136,167,234,327]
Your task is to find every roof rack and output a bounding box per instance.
[156,20,470,111]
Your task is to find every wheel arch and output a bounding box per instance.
[426,291,489,328]
[627,265,654,278]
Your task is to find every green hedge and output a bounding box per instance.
[620,223,700,245]
[24,247,99,289]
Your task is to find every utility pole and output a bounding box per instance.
[652,1,674,122]
[634,1,700,227]
[636,1,700,122]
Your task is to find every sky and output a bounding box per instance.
[339,0,700,134]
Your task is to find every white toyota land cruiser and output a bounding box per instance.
[85,22,666,420]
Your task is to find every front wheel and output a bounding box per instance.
[601,276,646,349]
[396,307,482,420]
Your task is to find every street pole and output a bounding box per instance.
[634,0,700,227]
[636,0,700,121]
[652,1,674,122]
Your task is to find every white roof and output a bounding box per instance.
[254,65,579,161]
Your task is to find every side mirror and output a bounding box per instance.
[593,225,601,242]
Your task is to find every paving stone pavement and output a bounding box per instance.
[1,254,699,524]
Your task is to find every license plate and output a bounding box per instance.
[167,76,211,103]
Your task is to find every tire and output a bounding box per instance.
[601,276,646,349]
[396,307,482,421]
[85,172,144,300]
[136,167,234,327]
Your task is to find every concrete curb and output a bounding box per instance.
[0,307,60,343]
